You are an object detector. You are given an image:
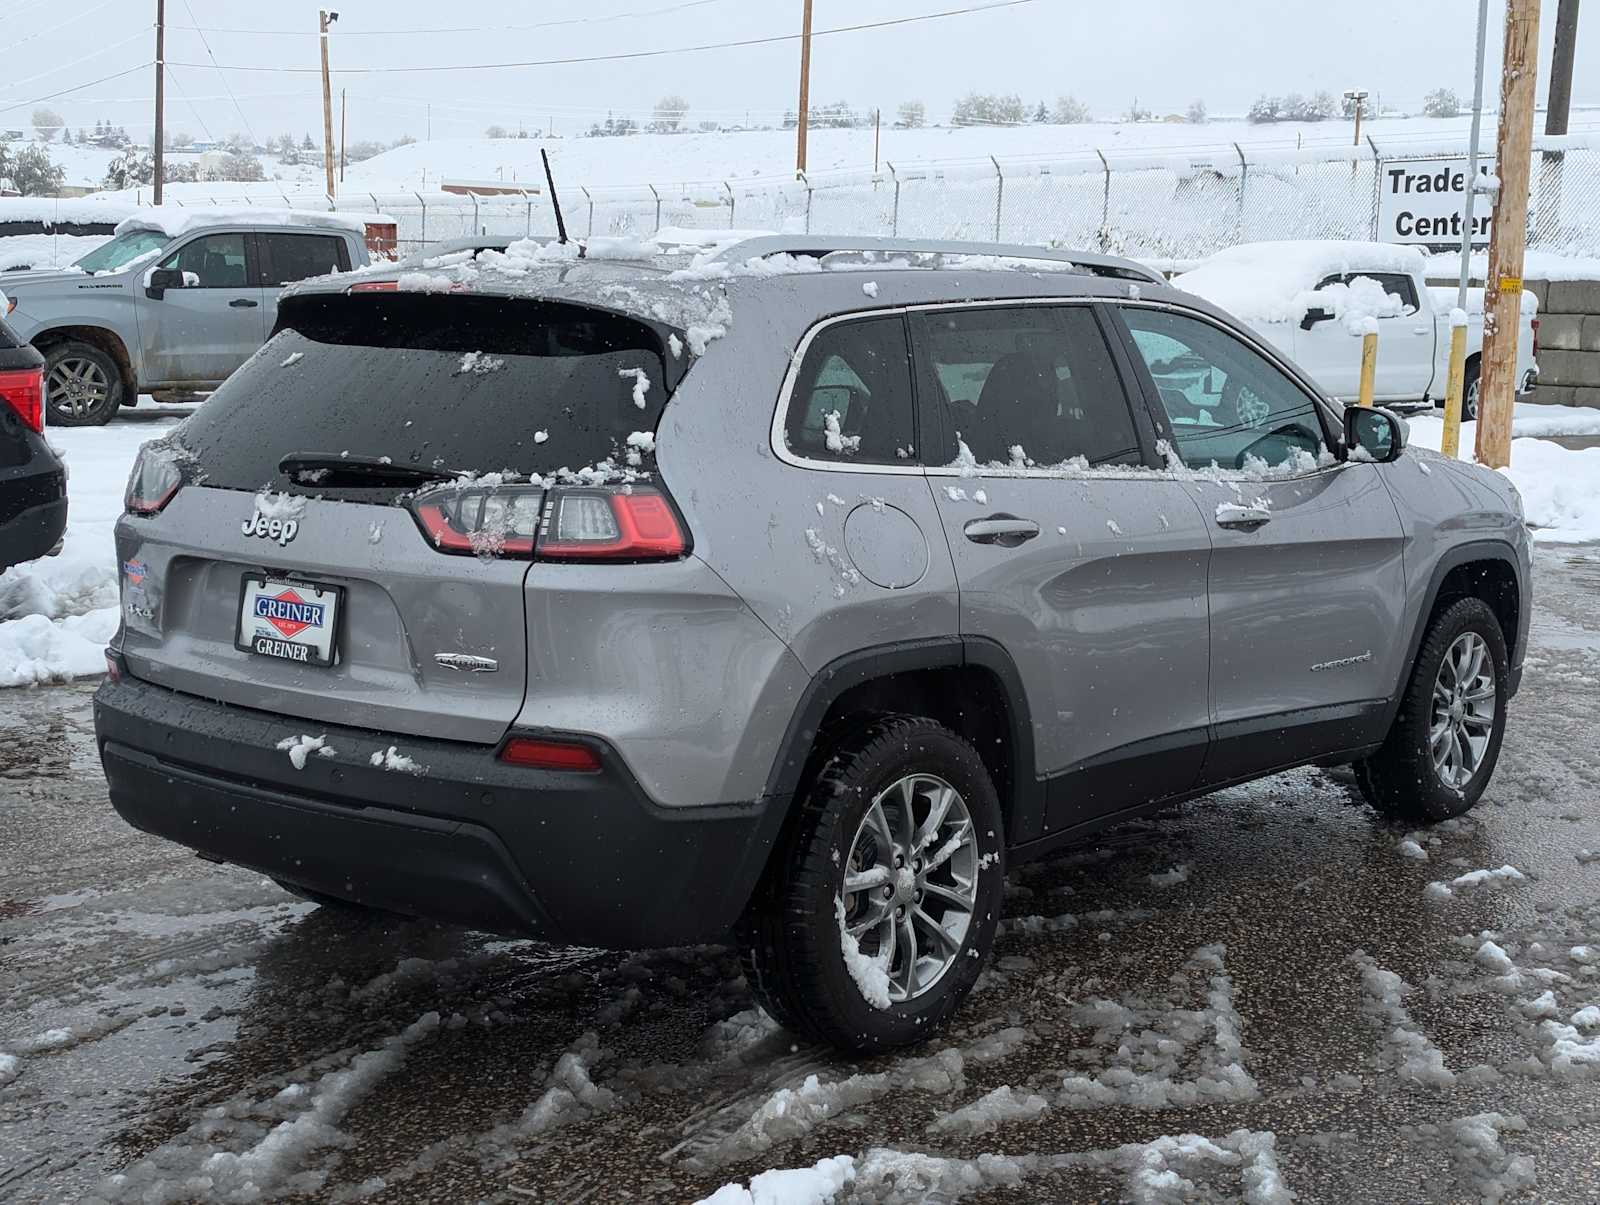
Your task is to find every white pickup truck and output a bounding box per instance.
[1174,240,1538,417]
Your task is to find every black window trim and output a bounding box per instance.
[909,298,1165,476]
[1100,298,1347,473]
[257,230,353,289]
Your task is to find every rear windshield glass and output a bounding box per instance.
[171,293,674,495]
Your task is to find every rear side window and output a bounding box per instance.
[1315,272,1420,315]
[261,233,349,286]
[173,293,674,495]
[784,316,915,465]
[158,234,248,289]
[914,305,1141,469]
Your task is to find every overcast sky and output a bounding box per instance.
[2,0,1596,144]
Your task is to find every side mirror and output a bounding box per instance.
[1300,307,1333,331]
[145,267,184,299]
[1344,405,1406,464]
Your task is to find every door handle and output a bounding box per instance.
[1214,503,1272,530]
[963,515,1040,546]
[1413,326,1430,335]
[230,298,259,308]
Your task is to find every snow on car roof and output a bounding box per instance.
[114,208,390,238]
[1174,240,1428,324]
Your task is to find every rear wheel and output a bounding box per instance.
[1355,597,1508,822]
[736,715,1004,1054]
[44,341,124,426]
[1461,357,1481,421]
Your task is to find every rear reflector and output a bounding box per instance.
[499,737,602,772]
[0,366,44,433]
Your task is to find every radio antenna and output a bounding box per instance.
[540,148,569,245]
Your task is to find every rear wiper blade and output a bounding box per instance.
[279,453,457,488]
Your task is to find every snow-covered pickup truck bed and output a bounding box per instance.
[1174,241,1538,414]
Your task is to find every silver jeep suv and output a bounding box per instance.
[94,235,1530,1053]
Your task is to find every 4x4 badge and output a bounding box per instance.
[434,653,498,673]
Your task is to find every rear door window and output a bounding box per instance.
[260,233,350,286]
[783,316,916,464]
[171,293,675,497]
[912,305,1143,469]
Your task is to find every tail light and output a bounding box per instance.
[125,445,183,515]
[0,366,44,434]
[348,280,399,293]
[408,483,688,562]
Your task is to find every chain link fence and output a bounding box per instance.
[128,131,1600,264]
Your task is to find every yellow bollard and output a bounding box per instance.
[1441,320,1469,459]
[1356,327,1378,408]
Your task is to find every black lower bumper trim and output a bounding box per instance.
[95,674,788,947]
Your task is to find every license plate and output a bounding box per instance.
[236,576,343,667]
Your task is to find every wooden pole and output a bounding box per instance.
[1441,320,1469,458]
[795,0,813,175]
[1475,0,1541,470]
[339,88,347,182]
[1357,329,1378,407]
[873,108,881,173]
[319,11,337,199]
[153,0,165,205]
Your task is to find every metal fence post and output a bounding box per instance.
[414,191,427,246]
[888,163,899,237]
[1367,136,1382,240]
[725,180,735,228]
[1233,143,1248,244]
[797,171,812,234]
[991,156,1004,241]
[648,184,661,233]
[469,194,481,237]
[1095,150,1111,252]
[581,186,593,237]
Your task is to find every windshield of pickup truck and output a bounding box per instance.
[72,230,171,274]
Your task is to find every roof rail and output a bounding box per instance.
[705,235,1163,284]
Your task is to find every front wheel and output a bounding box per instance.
[44,341,124,426]
[1461,357,1481,422]
[1355,597,1508,822]
[736,716,1005,1054]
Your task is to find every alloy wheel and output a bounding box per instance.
[839,773,978,1004]
[48,357,111,421]
[1430,631,1496,789]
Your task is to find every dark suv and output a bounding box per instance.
[95,236,1529,1053]
[0,315,66,572]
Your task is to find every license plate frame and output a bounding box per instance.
[235,575,344,667]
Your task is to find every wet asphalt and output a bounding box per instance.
[2,544,1599,1204]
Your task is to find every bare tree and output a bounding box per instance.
[1186,98,1207,124]
[485,125,509,139]
[896,99,926,129]
[32,107,63,143]
[1053,95,1090,124]
[652,95,690,132]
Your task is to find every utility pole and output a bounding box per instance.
[1546,0,1582,136]
[1442,0,1491,461]
[153,0,166,205]
[339,88,347,183]
[1476,0,1541,470]
[319,10,339,200]
[873,108,881,173]
[1344,89,1368,147]
[795,0,814,175]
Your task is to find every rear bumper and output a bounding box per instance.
[0,493,67,571]
[94,671,787,948]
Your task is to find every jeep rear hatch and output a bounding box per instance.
[117,292,682,746]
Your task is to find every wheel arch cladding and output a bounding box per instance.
[761,637,1040,849]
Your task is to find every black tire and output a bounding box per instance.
[1355,597,1508,822]
[1462,356,1481,421]
[736,715,1005,1054]
[43,340,125,426]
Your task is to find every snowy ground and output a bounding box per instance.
[2,543,1599,1202]
[0,408,181,686]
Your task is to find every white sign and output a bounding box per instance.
[1377,156,1496,246]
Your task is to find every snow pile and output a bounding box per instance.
[1148,865,1191,887]
[0,1051,19,1086]
[1450,1113,1537,1202]
[455,351,505,375]
[1354,954,1455,1087]
[1058,945,1260,1109]
[1397,838,1429,861]
[695,1156,856,1205]
[1174,240,1425,324]
[835,897,891,1009]
[369,746,424,775]
[479,1032,617,1159]
[98,1012,441,1204]
[0,232,112,272]
[276,734,335,770]
[1425,865,1527,899]
[928,1086,1049,1137]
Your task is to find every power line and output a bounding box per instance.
[168,0,1042,75]
[0,0,63,27]
[0,29,150,95]
[164,63,215,143]
[168,0,728,37]
[0,62,152,120]
[8,0,122,51]
[180,0,257,145]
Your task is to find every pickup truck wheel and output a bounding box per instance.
[44,341,124,426]
[1462,358,1481,421]
[735,715,1004,1054]
[1355,597,1507,822]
